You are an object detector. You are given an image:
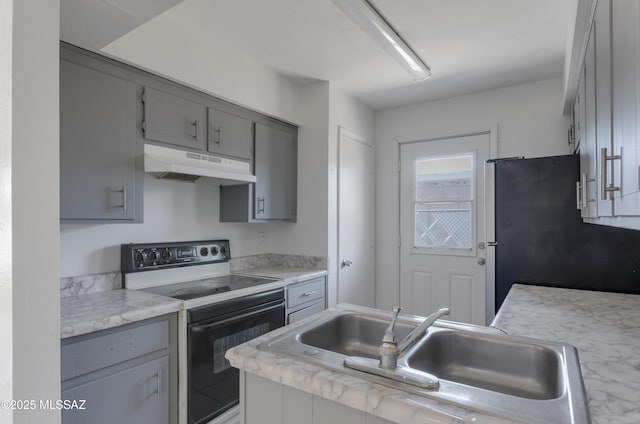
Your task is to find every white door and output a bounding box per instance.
[399,133,490,324]
[338,128,374,306]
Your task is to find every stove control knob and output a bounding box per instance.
[148,250,158,262]
[220,246,227,256]
[200,247,209,257]
[134,251,147,265]
[210,246,219,256]
[161,248,172,261]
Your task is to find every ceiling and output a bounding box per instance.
[64,0,570,110]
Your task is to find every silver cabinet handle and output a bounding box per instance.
[215,125,222,145]
[192,120,198,141]
[302,290,318,297]
[257,196,265,214]
[146,370,161,400]
[115,185,126,211]
[156,369,161,399]
[341,259,353,268]
[581,173,588,208]
[601,148,621,200]
[576,180,582,210]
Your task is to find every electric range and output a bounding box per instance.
[121,240,285,424]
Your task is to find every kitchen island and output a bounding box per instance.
[492,284,640,424]
[228,284,640,424]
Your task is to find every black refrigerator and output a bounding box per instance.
[489,154,640,311]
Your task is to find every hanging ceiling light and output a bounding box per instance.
[332,0,431,81]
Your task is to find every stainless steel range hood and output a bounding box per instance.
[144,144,256,184]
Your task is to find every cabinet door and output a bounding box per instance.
[60,60,138,221]
[254,122,297,220]
[612,0,640,216]
[142,86,205,150]
[62,356,170,424]
[207,107,253,161]
[575,68,588,214]
[581,23,598,218]
[594,0,614,217]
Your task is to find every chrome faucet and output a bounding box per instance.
[379,306,450,370]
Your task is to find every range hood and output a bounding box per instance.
[144,144,256,184]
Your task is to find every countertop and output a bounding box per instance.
[492,284,640,424]
[60,289,182,339]
[60,268,327,339]
[234,266,327,284]
[227,305,514,424]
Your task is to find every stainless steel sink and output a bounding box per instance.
[298,313,415,359]
[406,329,563,400]
[259,304,590,424]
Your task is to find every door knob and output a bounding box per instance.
[477,258,486,265]
[341,259,353,268]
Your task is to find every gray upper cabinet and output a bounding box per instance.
[611,0,640,217]
[60,58,141,222]
[254,122,297,220]
[220,120,297,222]
[207,107,253,161]
[142,86,206,150]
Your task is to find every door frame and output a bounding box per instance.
[337,126,375,305]
[396,126,498,324]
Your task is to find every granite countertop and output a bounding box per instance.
[492,284,640,424]
[60,289,182,339]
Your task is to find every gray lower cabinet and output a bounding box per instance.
[220,120,297,222]
[62,356,169,424]
[207,106,253,161]
[142,86,206,150]
[286,276,327,324]
[60,57,141,223]
[61,315,177,424]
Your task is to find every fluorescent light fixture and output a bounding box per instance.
[333,0,431,81]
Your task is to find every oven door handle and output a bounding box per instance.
[190,300,284,333]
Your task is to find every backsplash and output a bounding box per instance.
[230,254,327,272]
[60,272,122,298]
[60,254,326,298]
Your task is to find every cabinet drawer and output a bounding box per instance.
[287,277,325,309]
[288,302,326,324]
[62,319,169,381]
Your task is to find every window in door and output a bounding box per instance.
[413,154,475,253]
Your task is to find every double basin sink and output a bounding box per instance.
[259,304,590,424]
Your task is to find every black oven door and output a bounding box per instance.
[187,293,285,424]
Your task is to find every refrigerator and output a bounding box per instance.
[487,154,640,312]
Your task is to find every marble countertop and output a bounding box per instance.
[227,305,514,424]
[61,267,326,339]
[492,284,640,424]
[235,267,327,284]
[60,289,182,339]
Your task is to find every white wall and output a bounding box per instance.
[0,0,61,422]
[375,77,570,309]
[328,85,375,306]
[61,177,273,277]
[102,3,302,124]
